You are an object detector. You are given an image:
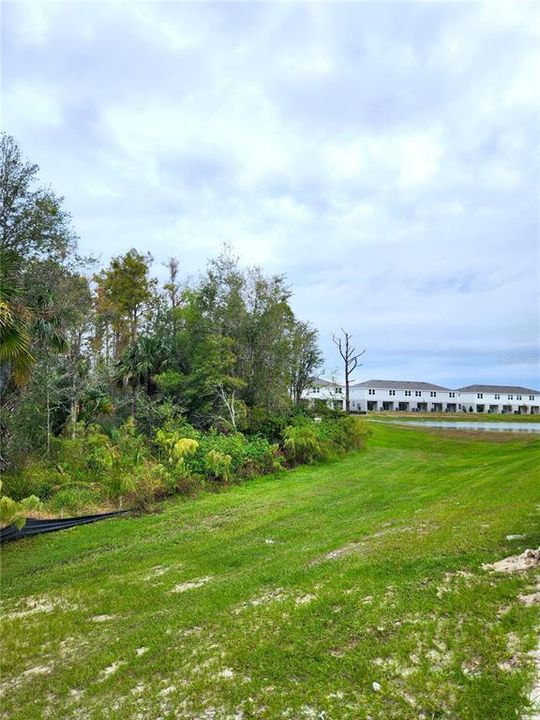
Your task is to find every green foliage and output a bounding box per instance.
[2,414,367,516]
[155,426,199,465]
[0,479,41,529]
[204,449,233,483]
[282,423,322,464]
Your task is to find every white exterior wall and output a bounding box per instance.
[303,381,540,414]
[459,391,540,414]
[349,386,540,414]
[348,385,459,412]
[302,382,344,409]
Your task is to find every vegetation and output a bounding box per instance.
[0,134,325,518]
[369,411,540,423]
[2,423,539,719]
[1,413,368,517]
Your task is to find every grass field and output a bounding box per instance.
[2,424,539,720]
[367,411,540,423]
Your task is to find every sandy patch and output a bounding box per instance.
[519,592,540,607]
[5,595,77,620]
[178,625,203,637]
[436,570,475,597]
[0,661,54,692]
[172,576,213,593]
[295,593,316,606]
[136,647,148,656]
[529,641,540,719]
[483,548,540,573]
[323,542,365,562]
[91,614,116,622]
[143,565,171,581]
[99,660,126,679]
[233,588,288,613]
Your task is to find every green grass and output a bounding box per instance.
[2,424,539,720]
[368,411,540,422]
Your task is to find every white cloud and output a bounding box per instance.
[3,0,539,387]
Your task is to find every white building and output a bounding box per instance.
[348,380,457,413]
[457,385,540,415]
[302,379,540,414]
[301,378,344,409]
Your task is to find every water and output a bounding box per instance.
[373,420,540,433]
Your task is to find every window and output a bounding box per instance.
[405,390,411,396]
[430,391,437,397]
[477,393,483,399]
[449,392,455,398]
[415,391,422,396]
[494,394,500,399]
[529,395,535,401]
[508,395,513,400]
[368,389,375,396]
[517,395,522,400]
[389,390,396,396]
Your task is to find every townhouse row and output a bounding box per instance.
[303,379,540,414]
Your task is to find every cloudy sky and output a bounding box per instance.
[3,1,539,388]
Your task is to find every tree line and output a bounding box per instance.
[0,134,323,469]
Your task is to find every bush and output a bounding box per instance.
[1,462,64,501]
[2,410,369,519]
[282,423,322,464]
[282,415,369,465]
[125,463,168,512]
[204,449,233,483]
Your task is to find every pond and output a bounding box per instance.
[373,420,540,433]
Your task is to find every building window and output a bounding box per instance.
[405,390,411,396]
[430,391,437,397]
[508,395,513,400]
[389,390,396,396]
[494,394,500,399]
[415,391,422,396]
[449,392,455,398]
[530,395,535,401]
[517,395,522,400]
[368,389,375,396]
[477,393,483,399]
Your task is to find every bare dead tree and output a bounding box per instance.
[216,384,238,430]
[332,328,366,413]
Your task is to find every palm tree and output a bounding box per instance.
[0,250,34,390]
[115,335,168,417]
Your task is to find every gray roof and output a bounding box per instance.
[309,377,340,387]
[352,379,451,391]
[458,384,540,394]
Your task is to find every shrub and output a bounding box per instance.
[204,449,233,483]
[47,486,104,515]
[125,463,168,512]
[1,462,64,501]
[239,436,283,477]
[282,423,322,464]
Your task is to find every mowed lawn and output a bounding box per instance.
[2,424,540,720]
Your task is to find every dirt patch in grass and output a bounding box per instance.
[483,548,540,573]
[171,576,213,593]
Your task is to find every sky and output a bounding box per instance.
[3,0,540,389]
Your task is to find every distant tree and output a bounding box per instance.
[94,249,155,354]
[0,133,76,261]
[289,321,323,404]
[0,134,77,390]
[332,328,366,413]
